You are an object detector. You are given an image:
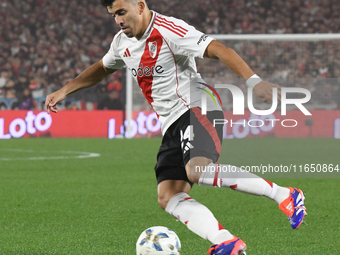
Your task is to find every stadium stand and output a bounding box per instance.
[0,0,339,110]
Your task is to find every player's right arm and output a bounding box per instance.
[204,40,281,103]
[45,59,116,113]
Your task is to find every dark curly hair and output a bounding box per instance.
[100,0,115,7]
[100,0,139,7]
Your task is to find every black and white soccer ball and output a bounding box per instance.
[136,226,181,255]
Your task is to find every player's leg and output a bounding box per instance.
[157,179,191,210]
[191,160,306,229]
[155,113,244,254]
[186,107,306,230]
[172,109,246,254]
[186,107,289,202]
[158,179,236,245]
[187,157,290,204]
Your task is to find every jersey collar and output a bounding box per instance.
[139,10,157,40]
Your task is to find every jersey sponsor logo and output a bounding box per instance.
[131,63,164,77]
[197,34,208,45]
[148,41,157,58]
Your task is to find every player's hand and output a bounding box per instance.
[45,90,67,114]
[253,81,281,103]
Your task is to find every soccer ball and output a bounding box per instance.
[136,226,181,255]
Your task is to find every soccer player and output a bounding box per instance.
[45,0,307,254]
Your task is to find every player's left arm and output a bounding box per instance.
[204,40,281,103]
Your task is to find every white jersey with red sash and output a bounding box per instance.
[103,11,221,134]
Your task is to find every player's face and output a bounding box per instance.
[108,0,144,39]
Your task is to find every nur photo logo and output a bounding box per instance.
[199,84,312,128]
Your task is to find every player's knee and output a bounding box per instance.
[157,180,192,210]
[159,192,192,215]
[185,170,200,184]
[157,192,170,210]
[158,191,189,211]
[185,157,213,184]
[185,162,200,184]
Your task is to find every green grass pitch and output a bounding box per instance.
[0,138,339,254]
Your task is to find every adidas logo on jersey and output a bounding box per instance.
[123,48,131,57]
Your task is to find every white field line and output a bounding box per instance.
[0,149,100,161]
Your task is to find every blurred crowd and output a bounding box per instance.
[0,0,339,110]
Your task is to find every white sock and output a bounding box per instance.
[198,163,290,204]
[273,186,291,204]
[165,192,234,244]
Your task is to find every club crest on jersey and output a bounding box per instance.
[148,41,157,58]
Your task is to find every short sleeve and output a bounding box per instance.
[155,15,215,59]
[102,35,126,70]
